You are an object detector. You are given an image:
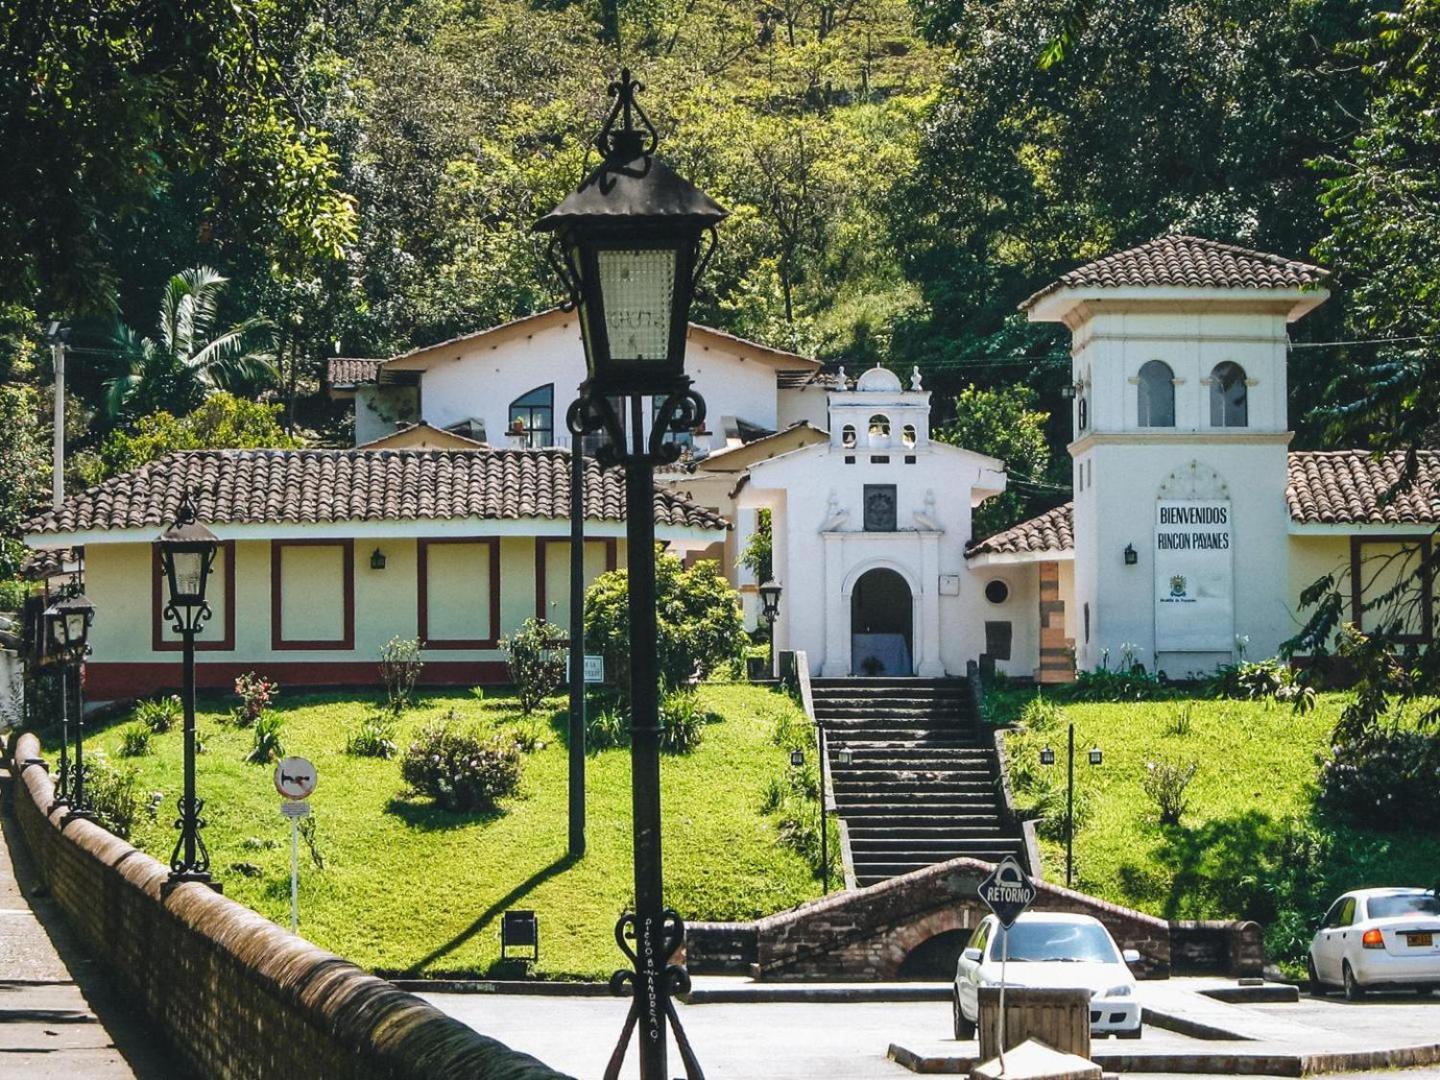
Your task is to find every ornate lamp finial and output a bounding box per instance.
[595,68,658,160]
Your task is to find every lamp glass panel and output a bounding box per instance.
[48,615,64,645]
[65,612,86,643]
[171,550,206,599]
[598,248,676,361]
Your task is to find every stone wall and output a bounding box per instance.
[7,732,570,1080]
[685,856,1264,982]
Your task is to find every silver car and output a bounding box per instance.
[1308,888,1440,999]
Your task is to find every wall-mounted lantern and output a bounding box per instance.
[370,548,387,571]
[1123,544,1138,566]
[789,748,804,768]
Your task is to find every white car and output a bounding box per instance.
[952,912,1143,1040]
[1308,888,1440,999]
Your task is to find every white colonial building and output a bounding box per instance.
[22,235,1440,698]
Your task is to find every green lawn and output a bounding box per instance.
[993,689,1440,966]
[85,683,821,979]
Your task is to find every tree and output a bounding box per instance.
[0,385,49,575]
[895,0,1366,432]
[584,551,746,702]
[103,269,275,422]
[935,384,1057,536]
[95,394,300,479]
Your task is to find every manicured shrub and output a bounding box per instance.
[82,753,142,839]
[501,617,567,715]
[246,712,285,764]
[584,551,746,701]
[1068,665,1171,702]
[659,690,712,754]
[119,725,152,757]
[346,713,398,759]
[1142,757,1199,825]
[135,694,181,734]
[400,722,522,812]
[587,707,628,751]
[233,671,279,726]
[380,636,424,713]
[1318,729,1440,829]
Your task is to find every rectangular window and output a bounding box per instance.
[418,538,500,648]
[270,541,354,650]
[863,484,898,532]
[153,540,236,652]
[1351,536,1433,643]
[535,537,618,632]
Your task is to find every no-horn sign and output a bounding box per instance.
[977,856,1036,929]
[273,756,318,801]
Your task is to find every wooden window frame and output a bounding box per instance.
[271,539,355,651]
[533,537,619,629]
[1350,534,1434,644]
[152,540,237,652]
[418,537,501,649]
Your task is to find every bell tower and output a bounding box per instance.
[1023,235,1328,673]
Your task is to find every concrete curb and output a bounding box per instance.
[684,984,950,1004]
[393,979,612,996]
[888,1040,1440,1076]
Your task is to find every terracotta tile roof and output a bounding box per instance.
[328,358,384,387]
[1287,450,1440,525]
[24,449,728,536]
[967,502,1074,557]
[1022,235,1328,309]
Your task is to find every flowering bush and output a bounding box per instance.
[233,671,279,726]
[1318,730,1440,829]
[400,722,522,812]
[500,618,567,715]
[1142,757,1199,825]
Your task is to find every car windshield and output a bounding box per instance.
[1368,894,1440,920]
[989,921,1119,963]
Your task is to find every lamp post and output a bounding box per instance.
[1038,722,1102,888]
[787,732,829,893]
[156,489,220,888]
[758,579,782,678]
[43,584,94,818]
[536,69,725,1080]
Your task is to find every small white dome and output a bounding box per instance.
[855,365,903,392]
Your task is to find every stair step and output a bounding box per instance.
[841,812,1003,826]
[846,821,1004,834]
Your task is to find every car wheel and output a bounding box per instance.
[1307,955,1325,996]
[952,991,976,1041]
[1117,1024,1143,1041]
[1343,961,1365,1002]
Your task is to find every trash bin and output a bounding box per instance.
[978,986,1091,1060]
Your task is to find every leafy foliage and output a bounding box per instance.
[0,385,48,574]
[246,712,286,765]
[584,550,746,701]
[660,690,715,754]
[135,695,181,735]
[1318,728,1440,830]
[81,753,144,840]
[346,713,398,759]
[1141,758,1199,826]
[500,618,567,715]
[737,507,773,585]
[96,394,299,480]
[233,672,280,727]
[379,637,424,714]
[400,721,522,812]
[1207,660,1316,713]
[118,726,153,758]
[935,383,1057,534]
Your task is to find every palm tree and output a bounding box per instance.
[104,267,275,420]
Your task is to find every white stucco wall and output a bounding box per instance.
[400,316,794,453]
[743,424,1006,678]
[354,385,420,445]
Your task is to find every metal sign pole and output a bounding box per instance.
[999,924,1009,1074]
[290,814,300,933]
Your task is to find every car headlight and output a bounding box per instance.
[1100,984,1133,999]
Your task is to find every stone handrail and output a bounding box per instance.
[967,659,1044,878]
[779,649,855,890]
[7,732,571,1080]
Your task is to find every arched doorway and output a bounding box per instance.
[850,568,913,676]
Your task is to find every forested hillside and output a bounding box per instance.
[4,0,1437,562]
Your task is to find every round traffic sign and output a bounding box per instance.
[273,756,318,801]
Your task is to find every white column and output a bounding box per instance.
[918,533,944,676]
[822,533,848,677]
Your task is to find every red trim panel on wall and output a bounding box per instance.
[417,537,501,649]
[152,540,237,652]
[533,537,619,623]
[271,539,356,651]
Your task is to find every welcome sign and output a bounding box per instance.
[1154,500,1233,652]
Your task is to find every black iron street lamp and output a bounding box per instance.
[537,68,725,1080]
[1038,722,1102,888]
[43,584,94,820]
[156,489,220,888]
[758,579,782,678]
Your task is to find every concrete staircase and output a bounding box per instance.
[813,677,1026,888]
